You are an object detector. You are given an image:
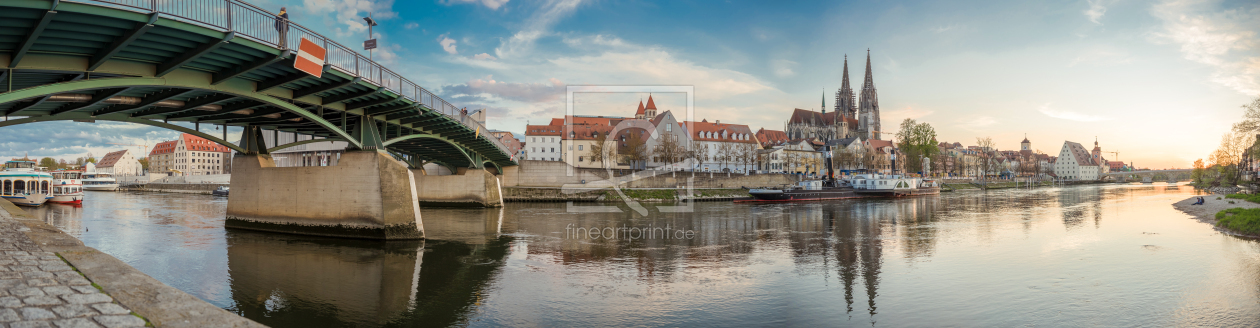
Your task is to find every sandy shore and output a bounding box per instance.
[1173,195,1260,239]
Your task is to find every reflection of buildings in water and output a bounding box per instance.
[1057,186,1108,230]
[504,202,780,281]
[39,204,83,234]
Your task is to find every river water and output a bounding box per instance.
[20,184,1260,327]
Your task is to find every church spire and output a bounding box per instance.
[858,49,881,140]
[821,91,826,114]
[836,54,856,120]
[863,49,874,90]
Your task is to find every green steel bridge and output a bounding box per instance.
[0,0,517,172]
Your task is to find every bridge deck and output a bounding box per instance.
[0,0,516,169]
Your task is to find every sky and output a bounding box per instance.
[3,0,1258,169]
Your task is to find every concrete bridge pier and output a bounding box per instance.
[412,167,504,207]
[225,151,425,240]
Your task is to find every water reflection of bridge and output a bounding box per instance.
[226,209,508,327]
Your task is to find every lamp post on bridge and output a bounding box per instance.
[363,14,379,60]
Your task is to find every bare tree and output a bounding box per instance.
[976,137,995,183]
[588,131,613,169]
[620,130,650,170]
[653,134,687,169]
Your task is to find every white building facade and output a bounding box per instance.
[1054,141,1101,180]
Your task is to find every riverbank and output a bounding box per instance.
[118,183,228,195]
[0,200,264,327]
[504,187,751,202]
[1172,195,1260,239]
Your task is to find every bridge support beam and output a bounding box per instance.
[225,151,424,239]
[412,168,503,208]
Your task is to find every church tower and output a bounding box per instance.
[634,99,646,119]
[835,55,856,120]
[858,50,881,140]
[644,95,658,118]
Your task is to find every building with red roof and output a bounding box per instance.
[148,133,232,176]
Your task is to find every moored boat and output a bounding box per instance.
[854,174,941,197]
[49,170,84,205]
[0,160,53,206]
[212,186,229,197]
[743,180,858,202]
[81,164,119,191]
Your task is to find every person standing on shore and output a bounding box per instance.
[275,7,289,48]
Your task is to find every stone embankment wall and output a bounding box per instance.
[120,183,228,194]
[504,187,751,202]
[501,160,797,189]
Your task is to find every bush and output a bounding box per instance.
[1225,194,1260,204]
[1217,208,1260,235]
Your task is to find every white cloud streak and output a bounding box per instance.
[1038,104,1109,122]
[494,0,583,59]
[1151,0,1260,95]
[1084,0,1107,24]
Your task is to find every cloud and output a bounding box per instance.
[441,76,565,103]
[0,121,243,161]
[1038,104,1109,122]
[1084,0,1107,24]
[548,48,773,99]
[562,34,629,48]
[473,53,497,60]
[884,107,935,121]
[1151,0,1260,95]
[442,0,510,10]
[494,0,583,59]
[404,22,418,29]
[300,0,397,38]
[956,116,997,130]
[438,34,458,55]
[1066,49,1131,67]
[929,24,961,33]
[771,59,796,78]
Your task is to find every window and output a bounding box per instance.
[578,145,584,151]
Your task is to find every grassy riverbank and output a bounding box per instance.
[1216,208,1260,235]
[1217,194,1260,235]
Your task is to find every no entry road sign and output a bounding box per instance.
[295,37,325,78]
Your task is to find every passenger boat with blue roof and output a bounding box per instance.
[0,160,54,206]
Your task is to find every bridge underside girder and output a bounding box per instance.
[0,0,516,169]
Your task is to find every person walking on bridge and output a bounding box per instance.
[274,7,290,48]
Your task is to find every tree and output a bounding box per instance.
[689,141,709,172]
[37,157,56,169]
[652,134,687,168]
[588,131,615,170]
[619,130,650,170]
[739,143,758,173]
[138,157,150,171]
[976,137,995,182]
[86,157,96,164]
[895,118,940,177]
[1192,158,1206,185]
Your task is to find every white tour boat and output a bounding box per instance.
[81,163,119,191]
[853,174,941,197]
[49,170,84,205]
[0,160,54,206]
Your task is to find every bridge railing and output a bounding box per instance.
[73,0,515,160]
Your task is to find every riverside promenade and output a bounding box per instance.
[0,200,263,328]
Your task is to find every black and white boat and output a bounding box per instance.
[744,180,859,202]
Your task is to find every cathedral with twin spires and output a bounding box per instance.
[785,50,882,142]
